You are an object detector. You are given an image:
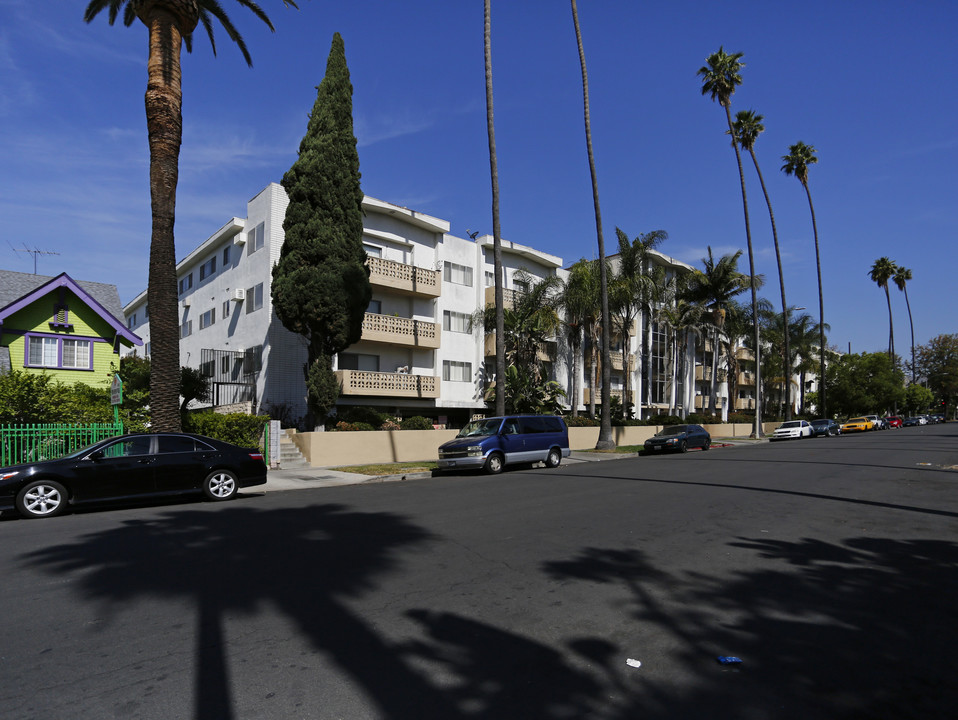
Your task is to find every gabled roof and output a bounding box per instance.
[0,271,141,346]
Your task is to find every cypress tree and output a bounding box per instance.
[272,32,371,424]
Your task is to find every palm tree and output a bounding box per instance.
[698,47,763,437]
[781,141,825,415]
[787,311,826,414]
[571,0,614,449]
[558,259,602,416]
[84,0,297,431]
[893,265,917,383]
[685,247,758,415]
[732,109,793,419]
[483,0,506,416]
[610,228,667,419]
[869,257,898,362]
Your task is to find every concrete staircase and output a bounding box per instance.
[278,429,310,469]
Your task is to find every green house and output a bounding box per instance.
[0,270,141,386]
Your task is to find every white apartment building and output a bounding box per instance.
[125,183,574,428]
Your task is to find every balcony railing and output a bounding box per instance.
[361,313,440,349]
[335,370,440,398]
[581,388,633,405]
[736,372,755,387]
[694,395,724,410]
[735,398,756,410]
[367,256,441,297]
[484,286,518,308]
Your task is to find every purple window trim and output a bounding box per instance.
[23,332,96,371]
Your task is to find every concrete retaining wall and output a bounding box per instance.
[286,422,779,468]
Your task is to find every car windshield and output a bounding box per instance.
[849,418,867,423]
[780,421,802,428]
[456,418,503,438]
[811,420,828,426]
[657,425,689,436]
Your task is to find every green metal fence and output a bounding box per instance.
[0,422,125,466]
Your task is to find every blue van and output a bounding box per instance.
[437,415,571,474]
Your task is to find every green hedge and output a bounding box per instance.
[183,412,269,450]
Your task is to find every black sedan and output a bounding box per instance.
[810,418,842,437]
[0,433,267,519]
[643,424,711,454]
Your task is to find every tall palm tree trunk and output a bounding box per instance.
[144,9,194,433]
[483,0,506,416]
[904,287,916,383]
[571,0,613,448]
[883,285,895,361]
[748,149,791,419]
[803,184,826,416]
[724,106,761,437]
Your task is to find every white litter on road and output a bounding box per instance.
[626,658,642,668]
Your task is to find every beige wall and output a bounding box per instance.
[287,422,779,468]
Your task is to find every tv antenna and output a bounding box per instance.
[10,243,60,274]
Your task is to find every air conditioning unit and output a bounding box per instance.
[181,297,191,307]
[231,287,246,302]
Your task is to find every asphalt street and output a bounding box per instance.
[2,424,957,719]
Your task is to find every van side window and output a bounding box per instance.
[519,417,546,433]
[503,419,520,435]
[543,417,563,433]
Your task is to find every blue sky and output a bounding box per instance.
[2,1,955,357]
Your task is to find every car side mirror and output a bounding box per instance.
[88,450,105,461]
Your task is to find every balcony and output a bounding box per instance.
[367,256,441,298]
[694,395,724,410]
[735,398,756,411]
[581,388,633,405]
[484,334,555,361]
[335,370,440,398]
[484,286,518,308]
[361,313,440,349]
[736,347,755,361]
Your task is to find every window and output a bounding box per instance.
[158,436,201,454]
[199,256,217,280]
[485,271,495,287]
[338,353,379,371]
[180,320,193,338]
[26,336,91,370]
[200,308,216,330]
[247,222,265,255]
[103,436,152,458]
[62,339,90,369]
[179,273,193,294]
[145,342,151,357]
[514,278,529,294]
[222,245,231,265]
[367,299,382,314]
[245,283,264,313]
[443,360,472,382]
[443,310,470,333]
[363,243,382,258]
[128,313,136,329]
[222,301,231,319]
[443,261,473,287]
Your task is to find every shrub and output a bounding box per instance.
[184,412,269,450]
[649,414,684,426]
[379,419,401,431]
[564,415,600,427]
[338,406,391,428]
[334,421,376,432]
[400,416,434,430]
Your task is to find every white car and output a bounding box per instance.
[771,420,814,441]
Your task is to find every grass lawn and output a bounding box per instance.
[334,461,439,476]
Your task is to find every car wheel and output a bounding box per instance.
[679,440,688,453]
[203,470,238,501]
[702,439,711,451]
[484,452,504,475]
[16,480,67,519]
[545,448,562,468]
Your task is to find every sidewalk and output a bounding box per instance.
[258,439,764,494]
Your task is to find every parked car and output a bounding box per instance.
[841,417,873,434]
[771,420,814,441]
[885,416,903,428]
[642,424,711,454]
[810,419,842,437]
[437,415,570,474]
[0,433,267,520]
[865,415,886,430]
[902,417,922,427]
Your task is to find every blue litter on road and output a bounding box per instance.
[717,656,742,664]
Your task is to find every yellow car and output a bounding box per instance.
[841,417,872,433]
